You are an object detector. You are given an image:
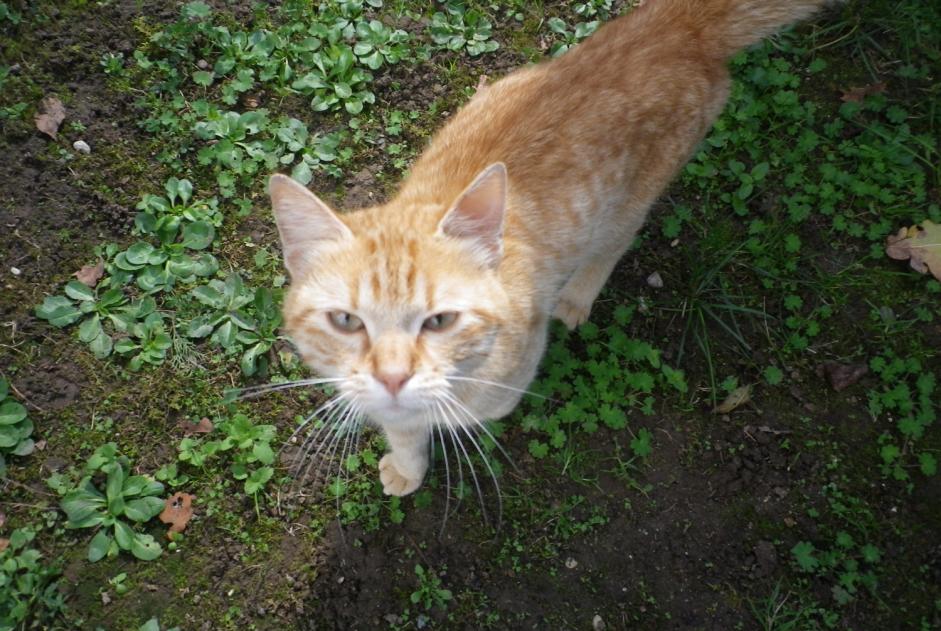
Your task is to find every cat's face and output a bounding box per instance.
[270,165,509,423]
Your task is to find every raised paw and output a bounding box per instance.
[378,454,423,496]
[552,297,592,330]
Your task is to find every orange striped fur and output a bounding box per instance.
[270,0,830,496]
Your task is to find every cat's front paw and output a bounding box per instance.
[378,454,423,496]
[552,297,592,330]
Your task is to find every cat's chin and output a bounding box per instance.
[364,400,430,425]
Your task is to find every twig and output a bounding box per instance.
[2,477,55,497]
[6,380,46,414]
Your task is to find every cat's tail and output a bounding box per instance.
[647,0,834,58]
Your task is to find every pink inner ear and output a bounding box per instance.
[269,174,352,278]
[439,163,507,266]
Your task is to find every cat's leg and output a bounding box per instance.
[553,195,656,329]
[378,424,429,496]
[553,247,627,329]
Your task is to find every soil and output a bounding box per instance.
[1,2,939,631]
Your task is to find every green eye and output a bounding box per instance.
[328,311,365,333]
[422,312,459,332]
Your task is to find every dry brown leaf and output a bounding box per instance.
[34,96,66,139]
[840,82,887,103]
[714,384,752,414]
[159,492,195,539]
[180,417,213,436]
[0,538,8,554]
[885,220,941,281]
[817,361,868,392]
[73,260,105,287]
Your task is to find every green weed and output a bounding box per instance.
[59,444,165,562]
[517,306,687,463]
[429,3,500,57]
[410,564,453,611]
[0,526,66,629]
[0,378,35,477]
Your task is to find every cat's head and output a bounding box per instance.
[269,164,510,423]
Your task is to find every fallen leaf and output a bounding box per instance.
[840,82,886,103]
[0,538,8,554]
[180,417,213,436]
[885,220,941,281]
[817,361,868,392]
[73,260,104,287]
[714,385,752,414]
[159,492,195,539]
[34,96,66,139]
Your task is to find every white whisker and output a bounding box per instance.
[441,392,519,475]
[335,411,364,523]
[295,398,356,483]
[440,395,501,529]
[431,403,453,537]
[444,375,552,401]
[234,377,346,400]
[291,395,351,474]
[435,401,464,511]
[301,402,360,488]
[438,400,488,526]
[284,392,351,448]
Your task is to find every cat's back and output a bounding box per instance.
[406,4,723,203]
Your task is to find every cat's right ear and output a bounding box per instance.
[269,174,353,279]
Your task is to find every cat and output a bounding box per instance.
[269,0,831,496]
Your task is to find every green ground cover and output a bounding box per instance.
[0,0,938,629]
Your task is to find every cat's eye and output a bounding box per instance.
[422,312,459,332]
[327,311,365,333]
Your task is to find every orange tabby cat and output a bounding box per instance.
[269,0,830,496]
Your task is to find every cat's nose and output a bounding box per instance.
[375,372,411,396]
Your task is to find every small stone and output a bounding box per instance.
[101,591,111,605]
[565,557,578,569]
[10,267,21,276]
[592,614,605,630]
[73,140,91,154]
[646,271,664,288]
[197,59,209,70]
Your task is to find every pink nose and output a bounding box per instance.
[375,372,411,396]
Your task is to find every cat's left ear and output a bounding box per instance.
[437,163,507,268]
[269,174,353,279]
